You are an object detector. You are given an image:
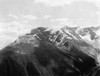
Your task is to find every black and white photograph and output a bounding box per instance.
[0,0,100,76]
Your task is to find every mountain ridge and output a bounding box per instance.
[6,26,99,59]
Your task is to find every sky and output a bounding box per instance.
[0,0,100,49]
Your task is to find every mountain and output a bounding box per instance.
[0,26,99,76]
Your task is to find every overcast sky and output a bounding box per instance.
[0,0,100,49]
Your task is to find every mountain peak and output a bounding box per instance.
[7,26,99,58]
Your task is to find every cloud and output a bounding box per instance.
[0,21,34,49]
[51,18,69,22]
[0,21,33,39]
[8,13,19,19]
[0,22,17,49]
[21,15,37,20]
[34,0,100,7]
[43,15,53,19]
[35,0,74,7]
[78,0,100,7]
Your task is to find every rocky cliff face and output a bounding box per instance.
[0,26,99,76]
